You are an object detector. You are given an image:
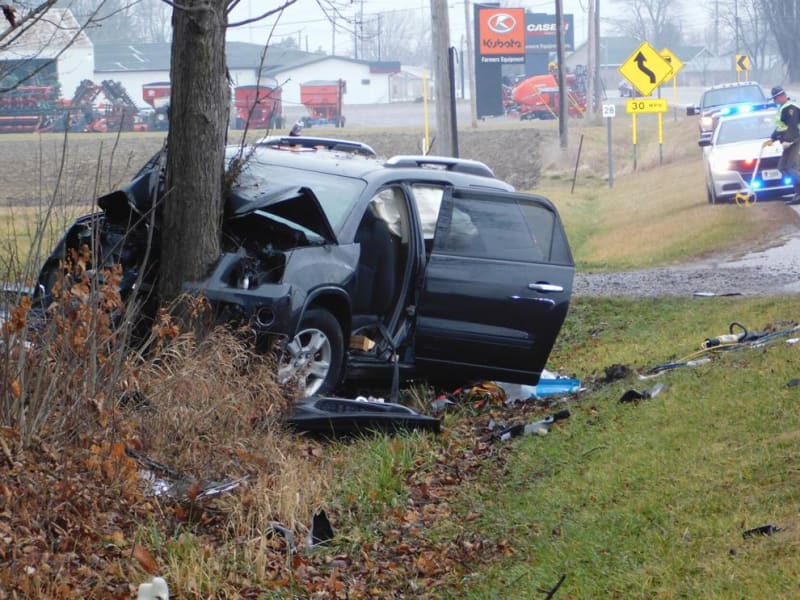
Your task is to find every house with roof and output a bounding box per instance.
[0,8,94,99]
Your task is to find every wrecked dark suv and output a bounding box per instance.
[34,136,575,398]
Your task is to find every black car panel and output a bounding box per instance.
[414,187,574,384]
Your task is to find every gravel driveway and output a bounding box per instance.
[574,209,800,298]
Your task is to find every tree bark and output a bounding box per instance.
[160,0,230,302]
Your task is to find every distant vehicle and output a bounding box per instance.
[701,108,793,204]
[686,81,769,144]
[618,80,641,98]
[233,83,284,130]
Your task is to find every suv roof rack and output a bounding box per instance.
[255,136,377,157]
[384,155,496,178]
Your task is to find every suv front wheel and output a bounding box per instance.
[277,308,344,398]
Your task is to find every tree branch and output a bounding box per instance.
[227,0,298,27]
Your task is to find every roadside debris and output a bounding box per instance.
[137,576,169,600]
[495,409,571,441]
[742,524,783,538]
[619,383,665,404]
[287,396,441,436]
[497,370,582,403]
[308,509,335,547]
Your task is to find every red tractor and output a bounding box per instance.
[509,73,586,120]
[233,83,283,130]
[299,80,346,128]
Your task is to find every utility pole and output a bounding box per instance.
[463,0,478,128]
[587,0,594,116]
[332,13,336,56]
[555,0,567,148]
[431,0,456,156]
[594,0,601,112]
[714,0,719,55]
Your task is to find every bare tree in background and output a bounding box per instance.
[609,0,685,49]
[358,9,432,67]
[760,0,800,82]
[714,0,771,80]
[58,0,170,43]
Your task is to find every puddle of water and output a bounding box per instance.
[724,236,800,271]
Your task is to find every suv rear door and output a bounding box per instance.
[413,187,574,384]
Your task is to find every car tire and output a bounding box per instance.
[278,308,344,399]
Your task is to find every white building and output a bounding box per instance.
[94,42,403,110]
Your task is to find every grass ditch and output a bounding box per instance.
[2,118,800,596]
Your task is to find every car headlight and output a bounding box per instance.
[709,155,731,173]
[700,116,714,129]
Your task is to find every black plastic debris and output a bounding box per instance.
[603,364,631,382]
[309,509,334,547]
[267,522,296,553]
[788,379,800,387]
[742,524,782,538]
[496,409,571,441]
[619,382,665,404]
[287,396,441,437]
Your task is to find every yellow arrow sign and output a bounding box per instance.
[626,98,668,113]
[619,41,673,97]
[736,54,750,72]
[659,47,684,83]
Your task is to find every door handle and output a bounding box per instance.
[527,282,563,293]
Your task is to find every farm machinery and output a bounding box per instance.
[233,83,284,130]
[0,79,142,133]
[141,81,171,131]
[506,70,587,120]
[299,79,346,128]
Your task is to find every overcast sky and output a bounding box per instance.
[226,1,710,57]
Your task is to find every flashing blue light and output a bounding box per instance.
[720,107,733,116]
[752,180,763,190]
[785,176,794,186]
[738,104,754,114]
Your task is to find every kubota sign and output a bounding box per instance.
[477,7,525,63]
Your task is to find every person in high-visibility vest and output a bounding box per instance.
[766,86,800,205]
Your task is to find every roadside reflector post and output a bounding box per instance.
[658,112,664,165]
[602,103,615,188]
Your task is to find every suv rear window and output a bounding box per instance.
[702,85,766,110]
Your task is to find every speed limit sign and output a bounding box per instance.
[602,103,616,118]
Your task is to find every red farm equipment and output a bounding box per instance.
[142,81,171,131]
[509,73,586,120]
[0,79,140,133]
[233,83,283,130]
[299,79,346,128]
[0,85,60,133]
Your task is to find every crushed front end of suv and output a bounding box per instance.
[33,136,575,399]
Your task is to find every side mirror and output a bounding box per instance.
[698,138,712,147]
[686,106,698,116]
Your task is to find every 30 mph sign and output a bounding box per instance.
[618,41,673,97]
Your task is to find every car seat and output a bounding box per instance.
[352,207,401,331]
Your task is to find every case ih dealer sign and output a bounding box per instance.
[477,7,526,64]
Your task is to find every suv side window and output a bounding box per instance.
[435,194,555,262]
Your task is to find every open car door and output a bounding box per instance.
[414,187,574,384]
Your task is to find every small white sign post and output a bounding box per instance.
[602,103,616,188]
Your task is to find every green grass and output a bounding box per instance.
[455,296,800,598]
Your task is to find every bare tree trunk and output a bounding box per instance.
[160,0,230,302]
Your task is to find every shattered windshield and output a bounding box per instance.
[231,159,366,233]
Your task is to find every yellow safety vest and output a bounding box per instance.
[774,100,800,132]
